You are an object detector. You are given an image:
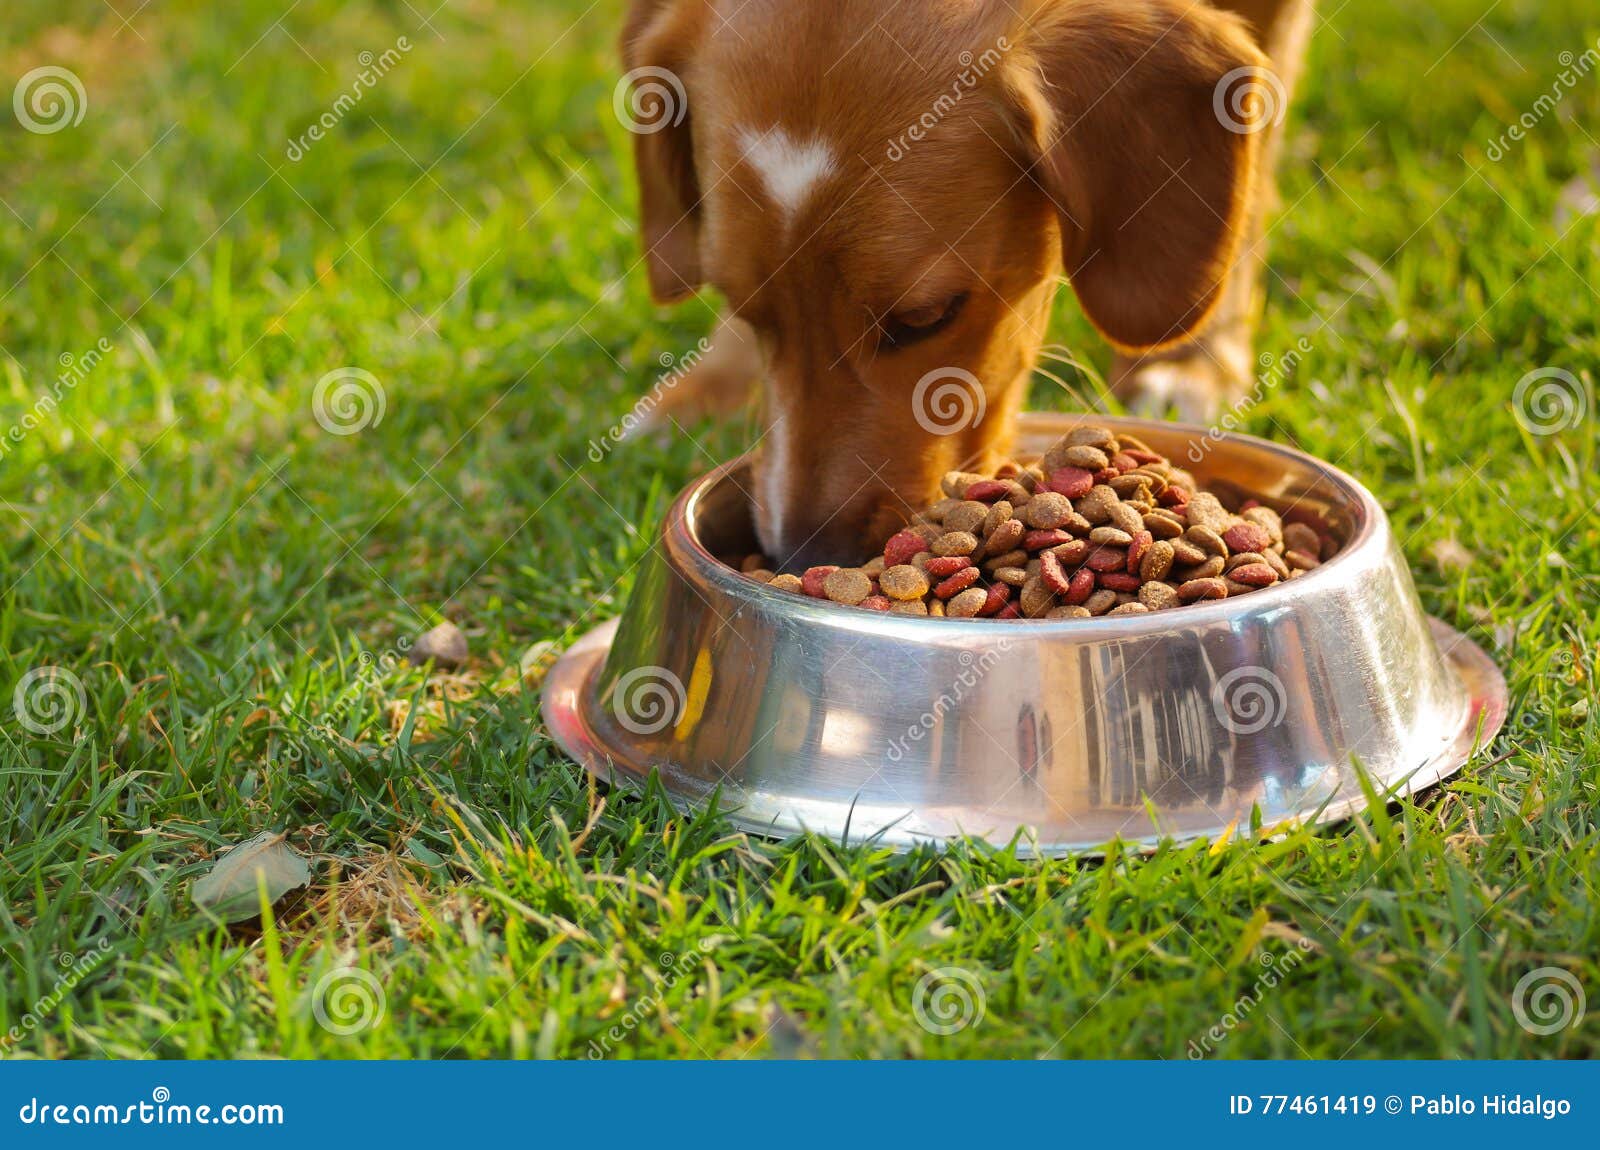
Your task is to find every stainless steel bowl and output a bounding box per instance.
[544,414,1507,854]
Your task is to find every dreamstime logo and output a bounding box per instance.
[285,37,412,161]
[311,967,386,1036]
[1484,39,1599,162]
[1210,666,1287,735]
[885,38,1011,161]
[587,336,712,461]
[611,665,686,735]
[1511,367,1586,435]
[911,367,986,436]
[2,938,113,1052]
[1187,939,1315,1058]
[312,368,386,436]
[886,643,1010,763]
[912,966,986,1035]
[12,666,87,736]
[13,66,87,134]
[1212,65,1286,135]
[1186,337,1314,463]
[1511,967,1585,1036]
[1,336,114,464]
[586,938,717,1058]
[614,66,686,135]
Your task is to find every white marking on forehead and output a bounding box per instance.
[737,127,838,219]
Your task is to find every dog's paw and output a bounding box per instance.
[1111,339,1251,425]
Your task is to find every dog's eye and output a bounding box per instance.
[879,293,968,351]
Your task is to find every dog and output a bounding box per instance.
[621,0,1314,570]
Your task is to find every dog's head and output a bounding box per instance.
[623,0,1268,568]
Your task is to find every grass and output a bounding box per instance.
[0,0,1596,1060]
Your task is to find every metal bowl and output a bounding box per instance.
[543,414,1506,854]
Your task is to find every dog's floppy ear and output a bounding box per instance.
[621,0,709,303]
[1002,0,1270,350]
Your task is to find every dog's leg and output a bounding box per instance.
[620,314,763,439]
[1110,0,1316,423]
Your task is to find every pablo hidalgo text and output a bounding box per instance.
[1410,1094,1572,1119]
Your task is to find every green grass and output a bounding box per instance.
[1,0,1597,1059]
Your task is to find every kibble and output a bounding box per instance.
[729,425,1342,620]
[823,567,873,605]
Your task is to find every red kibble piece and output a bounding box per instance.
[1094,467,1120,483]
[801,565,838,597]
[1065,567,1096,605]
[1223,522,1272,554]
[883,530,925,568]
[978,583,1012,616]
[925,555,974,577]
[1124,449,1164,465]
[995,602,1022,619]
[1098,572,1142,593]
[1109,452,1139,473]
[1047,466,1095,499]
[859,595,893,611]
[1126,530,1153,573]
[934,567,981,599]
[963,479,1011,502]
[1228,563,1279,587]
[1087,547,1127,572]
[1239,498,1262,511]
[1023,528,1074,551]
[1159,485,1190,508]
[1040,550,1072,595]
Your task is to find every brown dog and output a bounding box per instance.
[621,0,1314,569]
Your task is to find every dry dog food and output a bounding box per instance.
[733,426,1340,620]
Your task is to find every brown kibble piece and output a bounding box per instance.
[889,599,929,616]
[880,564,931,601]
[1047,605,1092,620]
[932,531,979,557]
[1089,526,1133,546]
[981,500,1013,537]
[1178,577,1229,602]
[1077,485,1119,525]
[943,500,990,534]
[823,568,873,605]
[1061,444,1110,470]
[941,471,987,499]
[1024,491,1074,530]
[1020,576,1055,618]
[1139,539,1175,582]
[1139,581,1180,611]
[1083,589,1118,616]
[982,517,1025,558]
[1108,602,1150,617]
[1283,522,1321,558]
[769,573,804,593]
[947,587,988,618]
[1186,525,1229,557]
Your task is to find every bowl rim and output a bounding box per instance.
[668,416,1387,636]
